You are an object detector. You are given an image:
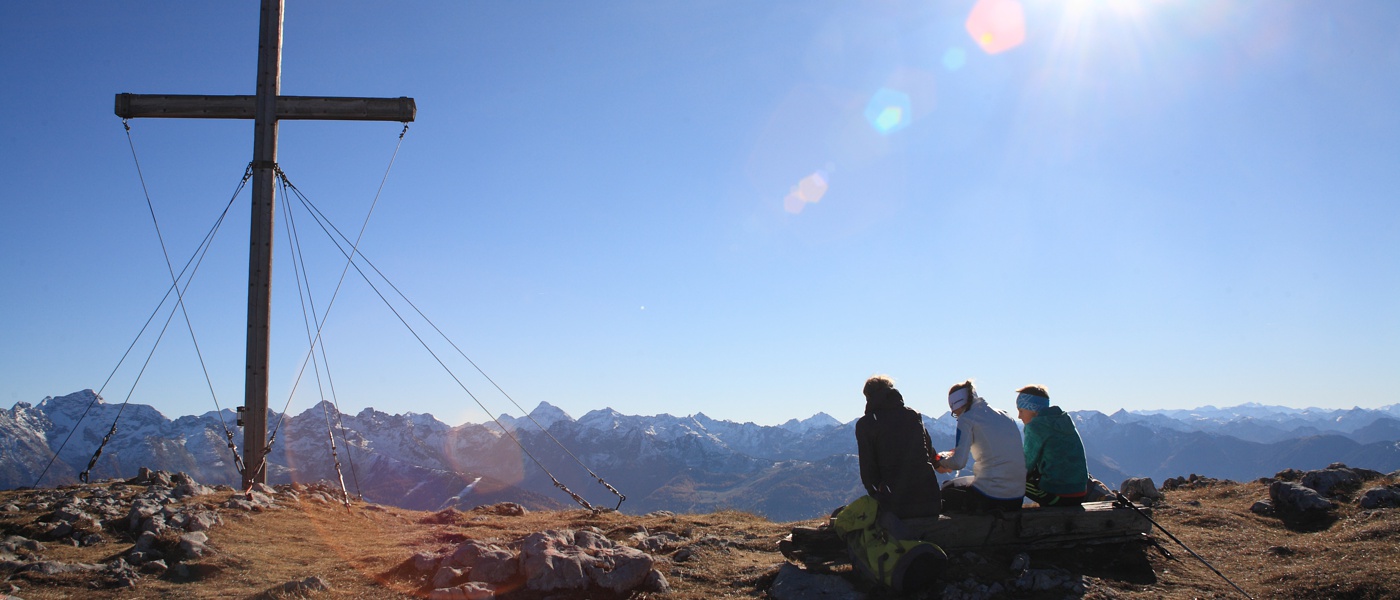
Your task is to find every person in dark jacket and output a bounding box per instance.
[1017,385,1090,507]
[856,375,941,519]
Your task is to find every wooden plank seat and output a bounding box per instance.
[780,501,1153,568]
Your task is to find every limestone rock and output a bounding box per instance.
[1270,481,1334,514]
[1119,477,1163,502]
[471,502,527,516]
[139,559,168,575]
[585,545,653,593]
[519,529,657,594]
[433,566,464,589]
[1358,486,1400,510]
[1249,499,1274,515]
[127,499,163,532]
[428,582,498,600]
[178,531,210,559]
[637,531,685,553]
[643,568,671,593]
[769,563,863,600]
[520,530,590,591]
[180,510,222,532]
[1301,467,1363,497]
[411,551,443,573]
[279,575,331,596]
[18,560,104,575]
[448,540,516,583]
[223,490,277,511]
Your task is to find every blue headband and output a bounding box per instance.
[1016,392,1049,412]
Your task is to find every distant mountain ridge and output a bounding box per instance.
[3,391,1398,520]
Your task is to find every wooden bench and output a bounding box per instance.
[781,501,1153,568]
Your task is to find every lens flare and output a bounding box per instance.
[864,88,912,134]
[966,0,1026,55]
[942,47,968,71]
[783,171,829,214]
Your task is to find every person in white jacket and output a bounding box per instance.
[935,380,1027,512]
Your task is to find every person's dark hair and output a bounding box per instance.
[864,375,895,400]
[1016,385,1049,399]
[948,380,974,396]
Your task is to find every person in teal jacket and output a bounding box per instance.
[1016,385,1090,506]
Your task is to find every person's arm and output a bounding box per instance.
[940,420,972,470]
[922,426,936,462]
[856,418,880,495]
[1022,419,1045,476]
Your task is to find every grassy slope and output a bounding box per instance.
[3,476,1398,599]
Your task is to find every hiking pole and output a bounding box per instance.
[1113,492,1254,600]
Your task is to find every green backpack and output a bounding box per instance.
[831,495,947,592]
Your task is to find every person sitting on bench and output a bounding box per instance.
[936,380,1026,513]
[855,375,942,519]
[1017,385,1090,507]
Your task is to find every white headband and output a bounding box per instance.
[948,387,972,412]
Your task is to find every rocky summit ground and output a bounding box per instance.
[2,466,1399,599]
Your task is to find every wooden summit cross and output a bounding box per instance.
[114,0,416,489]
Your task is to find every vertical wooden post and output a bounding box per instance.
[115,1,412,491]
[243,0,283,489]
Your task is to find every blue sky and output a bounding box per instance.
[2,1,1397,427]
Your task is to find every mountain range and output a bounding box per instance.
[3,390,1399,521]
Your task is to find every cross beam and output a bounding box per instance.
[114,0,415,490]
[115,94,415,121]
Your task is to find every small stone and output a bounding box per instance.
[638,532,684,553]
[412,551,442,573]
[643,569,671,593]
[127,550,163,564]
[179,531,210,559]
[433,566,464,589]
[769,563,860,600]
[131,530,159,552]
[458,582,499,599]
[1358,486,1400,510]
[427,586,467,600]
[1009,552,1029,574]
[48,522,74,539]
[183,510,222,532]
[279,575,331,595]
[1119,477,1164,502]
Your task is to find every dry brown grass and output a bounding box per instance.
[1079,477,1400,600]
[4,476,1399,599]
[1,486,806,599]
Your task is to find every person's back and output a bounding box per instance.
[855,376,941,519]
[1023,406,1087,492]
[937,381,1026,512]
[946,400,1026,499]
